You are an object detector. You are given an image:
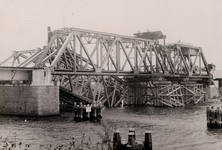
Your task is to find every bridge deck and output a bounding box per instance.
[60,86,93,105]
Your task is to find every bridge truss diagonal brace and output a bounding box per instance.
[83,40,99,69]
[178,47,189,74]
[100,38,117,70]
[19,49,43,67]
[119,40,134,71]
[50,32,74,68]
[76,34,97,70]
[138,45,150,68]
[0,52,18,66]
[35,36,58,67]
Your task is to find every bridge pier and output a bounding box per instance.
[218,79,222,98]
[204,84,220,99]
[0,69,59,116]
[125,79,154,105]
[203,85,210,100]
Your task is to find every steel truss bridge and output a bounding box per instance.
[0,27,211,107]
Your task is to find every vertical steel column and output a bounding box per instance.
[73,34,76,72]
[116,40,120,73]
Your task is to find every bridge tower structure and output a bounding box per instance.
[0,27,211,116]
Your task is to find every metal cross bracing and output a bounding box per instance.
[0,27,211,107]
[0,27,210,79]
[0,48,42,67]
[153,82,205,107]
[39,27,210,79]
[57,74,124,107]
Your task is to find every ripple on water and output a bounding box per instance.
[1,101,222,149]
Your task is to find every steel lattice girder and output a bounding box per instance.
[0,27,211,107]
[40,28,210,80]
[0,48,42,67]
[0,27,210,80]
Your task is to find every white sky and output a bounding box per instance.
[0,0,222,69]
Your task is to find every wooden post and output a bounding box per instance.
[219,107,222,128]
[206,106,222,129]
[97,107,102,119]
[129,128,136,139]
[206,106,210,128]
[97,101,102,119]
[210,106,214,128]
[74,110,78,121]
[79,102,83,121]
[113,130,121,150]
[128,128,136,149]
[73,102,77,121]
[76,105,79,121]
[216,107,221,128]
[90,103,97,122]
[144,131,152,150]
[211,106,216,128]
[93,103,97,118]
[218,79,222,98]
[86,104,91,119]
[83,104,86,121]
[73,102,77,108]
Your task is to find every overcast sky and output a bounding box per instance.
[0,0,221,69]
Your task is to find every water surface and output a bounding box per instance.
[0,99,222,150]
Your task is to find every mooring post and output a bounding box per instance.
[215,107,221,128]
[210,106,214,128]
[73,102,77,108]
[86,104,90,119]
[129,128,135,139]
[206,106,210,128]
[113,130,121,150]
[218,79,222,99]
[219,107,222,128]
[79,102,83,120]
[144,131,152,150]
[83,104,86,121]
[75,105,79,121]
[206,106,222,129]
[93,103,97,119]
[73,102,77,121]
[211,106,216,128]
[97,101,103,118]
[128,128,136,149]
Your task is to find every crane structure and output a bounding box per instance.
[0,27,211,107]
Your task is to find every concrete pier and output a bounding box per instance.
[211,70,222,98]
[218,79,222,97]
[0,69,59,116]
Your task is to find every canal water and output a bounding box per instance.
[0,99,222,150]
